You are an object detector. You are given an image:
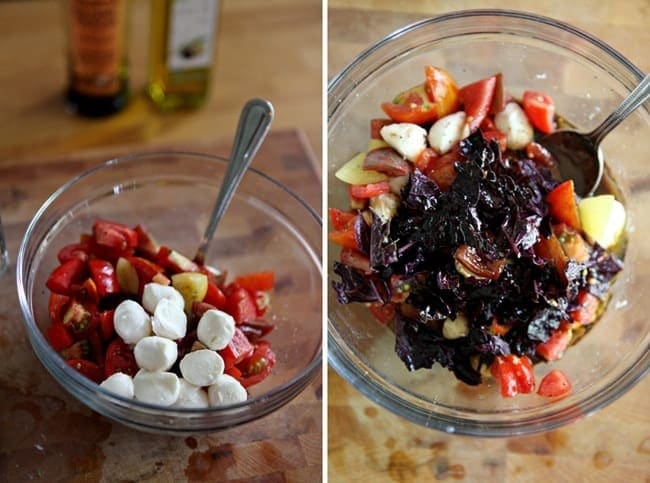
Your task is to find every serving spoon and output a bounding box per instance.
[542,73,649,197]
[194,98,274,265]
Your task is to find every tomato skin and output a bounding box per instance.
[536,322,572,361]
[219,328,254,369]
[47,323,75,351]
[96,310,115,341]
[88,259,120,298]
[523,90,556,134]
[569,290,600,325]
[48,293,71,325]
[233,271,275,292]
[203,281,228,310]
[491,354,536,397]
[538,369,572,398]
[424,66,460,119]
[225,285,258,324]
[46,258,86,296]
[57,242,90,264]
[426,152,458,190]
[546,180,581,231]
[414,147,439,174]
[368,302,395,325]
[534,233,569,282]
[349,181,390,199]
[104,338,138,377]
[328,226,359,251]
[239,341,276,388]
[68,358,105,384]
[370,118,393,139]
[328,208,356,231]
[459,74,499,131]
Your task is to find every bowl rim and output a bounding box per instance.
[16,150,323,417]
[327,9,649,436]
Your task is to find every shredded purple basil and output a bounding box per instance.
[333,130,623,384]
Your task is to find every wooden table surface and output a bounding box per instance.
[0,1,322,482]
[328,1,650,482]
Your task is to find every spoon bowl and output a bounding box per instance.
[542,73,650,197]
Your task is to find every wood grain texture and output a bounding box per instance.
[0,130,322,482]
[328,1,650,482]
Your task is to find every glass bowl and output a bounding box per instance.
[17,151,322,435]
[328,9,649,436]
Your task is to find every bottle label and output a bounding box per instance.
[68,0,125,96]
[167,0,218,72]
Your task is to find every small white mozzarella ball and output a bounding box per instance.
[100,372,134,399]
[173,379,210,408]
[370,193,400,224]
[197,309,236,350]
[133,336,178,372]
[380,123,427,162]
[133,370,180,406]
[113,299,151,344]
[494,102,534,150]
[442,315,470,340]
[208,374,248,407]
[142,282,185,314]
[428,111,470,154]
[152,297,187,340]
[179,349,225,387]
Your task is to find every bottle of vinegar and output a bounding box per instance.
[64,0,130,117]
[148,0,220,110]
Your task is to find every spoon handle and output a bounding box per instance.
[194,98,274,265]
[590,73,650,146]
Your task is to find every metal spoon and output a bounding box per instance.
[194,98,274,265]
[542,73,649,197]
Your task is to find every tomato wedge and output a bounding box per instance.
[491,354,536,397]
[424,66,460,120]
[239,341,276,388]
[536,322,572,361]
[459,73,501,131]
[219,328,255,369]
[370,118,393,139]
[46,258,86,296]
[47,323,75,351]
[225,285,258,324]
[538,369,572,398]
[233,271,275,292]
[546,180,581,231]
[68,358,105,384]
[523,90,556,134]
[328,208,356,231]
[569,290,600,325]
[328,226,359,251]
[88,259,120,298]
[349,181,390,199]
[104,338,138,377]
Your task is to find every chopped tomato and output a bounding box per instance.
[424,66,460,119]
[349,181,390,199]
[546,180,581,231]
[459,73,500,131]
[134,224,160,258]
[538,369,572,398]
[381,66,459,124]
[48,293,70,325]
[340,247,371,273]
[328,226,359,251]
[239,341,276,388]
[76,277,99,305]
[96,310,115,341]
[57,242,89,264]
[45,258,86,296]
[88,259,120,298]
[47,323,75,351]
[368,302,395,325]
[328,208,356,231]
[104,338,138,377]
[569,290,600,325]
[491,354,536,397]
[226,285,258,324]
[203,280,228,309]
[93,220,138,249]
[536,322,572,361]
[414,147,439,174]
[522,90,556,134]
[62,300,96,338]
[370,118,393,139]
[489,318,510,336]
[363,148,410,176]
[219,328,254,369]
[525,141,555,169]
[233,271,275,292]
[482,129,507,152]
[426,152,458,190]
[557,228,590,263]
[68,358,105,384]
[534,234,568,283]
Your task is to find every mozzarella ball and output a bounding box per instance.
[113,299,151,344]
[208,374,248,407]
[197,309,236,350]
[494,102,534,150]
[173,379,210,409]
[133,370,180,406]
[133,336,178,372]
[428,111,470,154]
[380,123,427,162]
[99,372,134,399]
[142,283,185,314]
[179,349,225,387]
[152,297,187,340]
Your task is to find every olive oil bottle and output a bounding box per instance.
[147,0,220,110]
[64,0,130,117]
